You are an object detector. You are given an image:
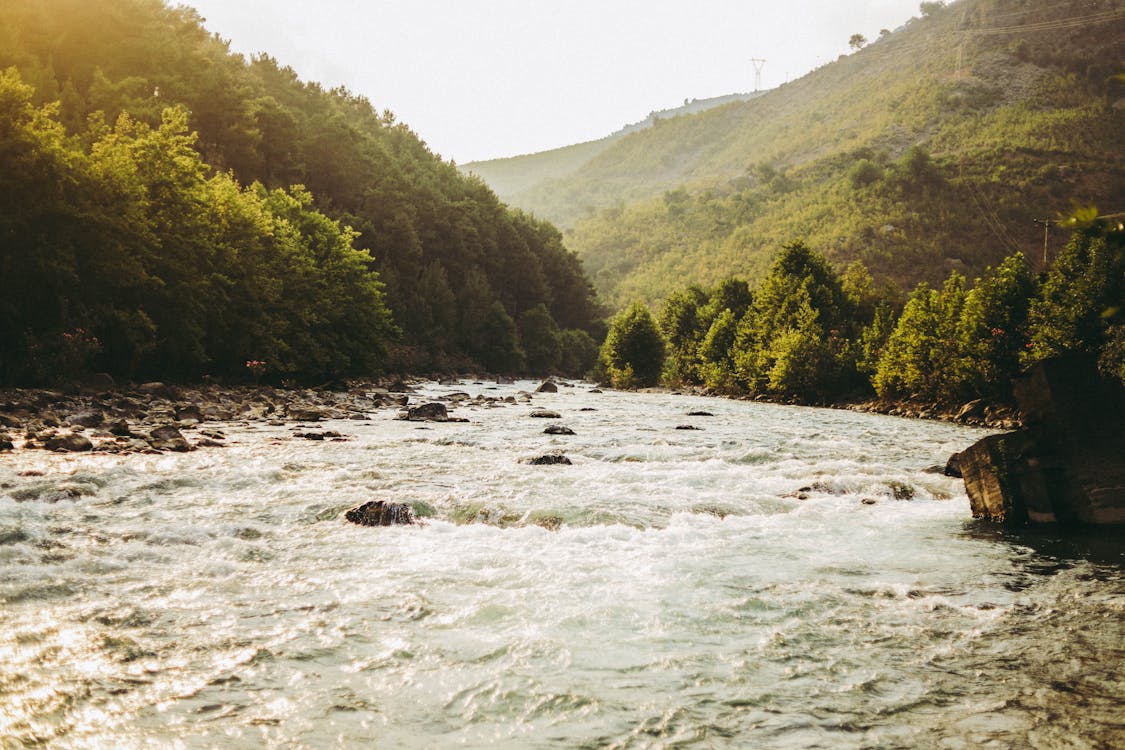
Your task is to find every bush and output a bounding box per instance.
[599,302,666,388]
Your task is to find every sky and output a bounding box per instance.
[185,0,926,164]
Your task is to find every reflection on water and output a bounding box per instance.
[0,381,1122,748]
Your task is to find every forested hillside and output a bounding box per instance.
[474,0,1125,308]
[0,0,603,385]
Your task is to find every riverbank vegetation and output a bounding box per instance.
[0,0,604,386]
[598,220,1125,408]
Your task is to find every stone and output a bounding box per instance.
[79,372,116,393]
[955,399,987,423]
[544,425,575,435]
[529,409,561,419]
[687,411,714,417]
[0,413,22,429]
[345,500,415,526]
[944,452,962,478]
[174,404,203,423]
[288,407,324,422]
[535,380,558,393]
[403,402,449,422]
[522,453,572,465]
[138,382,175,398]
[0,433,15,451]
[66,410,103,428]
[107,419,132,437]
[962,355,1125,526]
[675,425,702,431]
[147,425,192,452]
[45,432,93,452]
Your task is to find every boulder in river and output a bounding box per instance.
[66,410,103,428]
[522,453,572,466]
[345,500,415,526]
[529,409,561,419]
[544,425,575,435]
[45,432,94,452]
[535,380,558,393]
[961,355,1125,525]
[147,425,193,452]
[402,402,449,422]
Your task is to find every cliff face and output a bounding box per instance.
[961,356,1125,526]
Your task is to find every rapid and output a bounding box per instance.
[1,381,1122,748]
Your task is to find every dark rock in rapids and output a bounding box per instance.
[147,425,192,452]
[287,407,324,422]
[544,425,575,435]
[345,500,416,526]
[402,402,449,422]
[588,389,603,394]
[687,411,714,417]
[529,409,561,419]
[174,404,204,423]
[0,433,13,451]
[961,355,1125,525]
[944,452,963,478]
[522,453,572,466]
[45,432,94,452]
[675,425,702,431]
[66,410,103,428]
[107,419,132,437]
[535,380,558,393]
[0,413,22,429]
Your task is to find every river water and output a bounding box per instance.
[1,381,1122,749]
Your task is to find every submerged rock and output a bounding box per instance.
[147,425,192,452]
[345,500,415,526]
[687,411,714,417]
[45,432,93,452]
[401,402,454,422]
[676,425,702,431]
[544,425,575,435]
[962,356,1125,525]
[522,453,572,466]
[529,409,561,419]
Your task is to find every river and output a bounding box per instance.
[1,380,1122,748]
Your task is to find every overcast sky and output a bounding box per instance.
[185,0,926,163]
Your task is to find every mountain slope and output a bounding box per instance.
[462,92,763,202]
[471,0,1125,308]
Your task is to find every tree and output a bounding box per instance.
[956,253,1034,398]
[518,303,563,374]
[919,2,945,18]
[849,34,868,51]
[658,285,708,385]
[599,302,666,388]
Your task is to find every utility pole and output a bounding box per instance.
[1033,218,1051,267]
[750,58,767,91]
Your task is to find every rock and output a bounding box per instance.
[403,402,449,422]
[0,433,15,451]
[529,409,561,419]
[522,453,572,465]
[45,432,93,452]
[138,382,176,398]
[107,420,132,437]
[79,372,116,393]
[65,410,103,428]
[861,498,878,505]
[385,379,412,393]
[955,399,987,423]
[962,355,1125,525]
[675,425,702,431]
[687,411,714,417]
[544,425,575,435]
[345,500,415,526]
[174,404,203,423]
[147,425,192,452]
[944,452,962,478]
[535,380,558,393]
[288,407,324,422]
[588,389,603,394]
[0,413,22,429]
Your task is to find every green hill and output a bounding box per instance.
[0,0,604,383]
[469,0,1125,308]
[461,92,764,201]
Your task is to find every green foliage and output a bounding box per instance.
[475,302,525,374]
[559,328,600,378]
[919,2,945,18]
[658,285,708,385]
[599,302,665,389]
[956,253,1034,397]
[0,0,604,381]
[1026,231,1125,365]
[518,304,563,375]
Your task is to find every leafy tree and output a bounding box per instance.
[599,302,665,388]
[475,302,525,373]
[849,34,867,51]
[697,309,741,391]
[559,328,600,378]
[919,2,945,18]
[874,274,966,401]
[518,303,563,374]
[1026,231,1125,367]
[658,285,708,385]
[956,253,1034,398]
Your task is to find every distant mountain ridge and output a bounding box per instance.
[464,0,1125,308]
[461,91,765,202]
